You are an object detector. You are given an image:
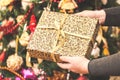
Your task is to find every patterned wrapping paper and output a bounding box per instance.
[27,10,99,62]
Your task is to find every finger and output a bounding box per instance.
[57,63,71,69]
[59,56,72,62]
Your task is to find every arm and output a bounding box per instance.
[89,52,120,76]
[104,6,120,26]
[76,6,120,26]
[57,52,120,76]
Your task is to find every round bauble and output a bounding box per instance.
[7,54,23,71]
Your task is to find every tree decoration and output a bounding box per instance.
[16,15,25,26]
[19,23,30,47]
[0,0,14,7]
[101,0,108,5]
[0,42,3,50]
[0,31,4,40]
[0,48,6,63]
[21,0,33,10]
[91,42,100,58]
[27,14,37,33]
[20,68,37,79]
[117,0,120,4]
[58,0,78,13]
[6,36,23,71]
[0,4,33,36]
[102,44,110,56]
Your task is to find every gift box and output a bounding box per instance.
[27,10,99,62]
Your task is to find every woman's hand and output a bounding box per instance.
[75,10,106,24]
[57,56,90,74]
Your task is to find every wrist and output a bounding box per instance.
[81,59,90,74]
[85,59,90,74]
[95,10,106,24]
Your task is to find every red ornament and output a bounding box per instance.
[0,31,4,40]
[0,75,3,80]
[0,48,6,63]
[27,14,37,33]
[77,76,88,80]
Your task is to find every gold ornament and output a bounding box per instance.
[19,31,30,46]
[19,23,30,46]
[101,0,108,5]
[58,0,78,13]
[16,15,25,25]
[7,36,23,71]
[21,0,32,10]
[6,54,23,71]
[0,0,14,7]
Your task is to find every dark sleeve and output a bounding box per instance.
[103,6,120,26]
[88,52,120,76]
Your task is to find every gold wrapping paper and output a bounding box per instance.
[27,10,99,62]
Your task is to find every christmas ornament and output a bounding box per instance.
[101,35,110,56]
[0,4,33,36]
[27,14,37,33]
[0,73,3,80]
[19,23,30,47]
[110,27,120,38]
[117,0,120,4]
[0,48,6,63]
[1,18,14,27]
[91,42,100,58]
[96,26,103,44]
[96,26,110,56]
[0,0,14,7]
[0,42,3,50]
[7,36,23,71]
[6,54,23,71]
[16,15,25,26]
[2,78,12,80]
[26,51,32,67]
[58,0,78,13]
[21,68,37,79]
[21,0,33,10]
[101,0,108,5]
[102,44,110,56]
[19,31,29,46]
[0,31,4,40]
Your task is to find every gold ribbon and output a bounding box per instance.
[39,12,93,62]
[39,13,67,62]
[50,13,68,62]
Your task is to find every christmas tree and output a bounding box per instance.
[0,0,120,80]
